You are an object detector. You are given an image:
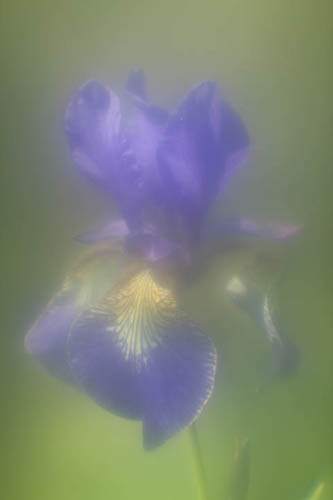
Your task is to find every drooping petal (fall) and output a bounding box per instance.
[68,307,143,419]
[141,317,217,449]
[68,269,216,447]
[25,247,127,381]
[25,283,84,381]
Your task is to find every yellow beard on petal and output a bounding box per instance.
[92,270,179,364]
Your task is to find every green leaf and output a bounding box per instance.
[303,482,325,500]
[227,438,251,500]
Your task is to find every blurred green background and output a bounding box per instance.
[1,0,332,499]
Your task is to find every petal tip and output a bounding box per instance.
[125,69,147,101]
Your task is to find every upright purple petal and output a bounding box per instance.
[65,80,121,184]
[213,94,249,190]
[125,69,148,101]
[159,82,217,211]
[68,269,216,447]
[65,81,149,231]
[125,111,163,199]
[125,69,169,124]
[220,147,250,192]
[158,82,249,223]
[124,71,169,207]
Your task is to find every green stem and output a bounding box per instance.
[188,422,209,500]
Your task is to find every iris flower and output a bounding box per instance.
[25,70,299,449]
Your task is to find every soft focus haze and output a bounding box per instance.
[1,1,332,499]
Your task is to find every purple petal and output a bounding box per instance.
[124,229,186,263]
[141,320,217,449]
[220,147,250,192]
[124,76,168,205]
[25,286,83,381]
[125,69,169,124]
[159,82,218,210]
[125,69,148,101]
[68,310,143,419]
[68,270,216,446]
[25,249,128,381]
[75,218,129,245]
[204,216,302,243]
[65,80,121,185]
[214,96,249,190]
[65,80,146,230]
[125,111,163,196]
[158,81,249,220]
[237,218,302,240]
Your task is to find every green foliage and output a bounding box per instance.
[303,482,325,500]
[227,439,251,500]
